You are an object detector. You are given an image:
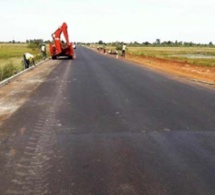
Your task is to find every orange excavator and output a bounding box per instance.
[49,22,75,59]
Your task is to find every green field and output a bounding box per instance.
[127,47,215,67]
[0,44,44,81]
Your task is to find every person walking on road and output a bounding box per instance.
[41,43,46,60]
[23,53,35,69]
[122,43,127,57]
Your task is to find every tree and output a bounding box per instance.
[98,40,104,45]
[143,41,150,46]
[27,39,43,50]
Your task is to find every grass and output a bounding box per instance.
[0,43,45,81]
[127,47,215,67]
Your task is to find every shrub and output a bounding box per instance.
[116,45,122,50]
[0,62,17,81]
[27,43,39,51]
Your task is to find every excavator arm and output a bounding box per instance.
[50,22,75,59]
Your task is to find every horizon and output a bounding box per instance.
[1,39,214,45]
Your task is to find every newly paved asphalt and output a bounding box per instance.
[0,46,215,195]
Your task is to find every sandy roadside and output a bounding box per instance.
[124,53,215,86]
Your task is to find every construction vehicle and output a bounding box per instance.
[49,22,75,59]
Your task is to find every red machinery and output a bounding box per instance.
[49,22,75,59]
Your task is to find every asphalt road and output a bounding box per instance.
[0,46,215,195]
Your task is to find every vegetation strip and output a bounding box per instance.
[0,42,48,82]
[189,79,215,85]
[0,60,46,88]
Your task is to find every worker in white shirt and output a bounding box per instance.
[23,53,35,69]
[41,43,46,59]
[122,43,127,57]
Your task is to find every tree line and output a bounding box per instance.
[0,39,215,47]
[79,39,215,47]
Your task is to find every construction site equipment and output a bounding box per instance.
[49,22,75,59]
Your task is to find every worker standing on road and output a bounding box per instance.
[41,43,46,60]
[122,43,127,57]
[23,53,35,69]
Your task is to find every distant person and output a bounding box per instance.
[122,43,127,57]
[23,53,35,69]
[103,44,106,54]
[41,43,46,59]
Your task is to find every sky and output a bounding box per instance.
[1,0,215,44]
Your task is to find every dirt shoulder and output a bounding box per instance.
[124,53,215,86]
[0,60,59,127]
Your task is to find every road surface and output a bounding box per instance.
[0,47,215,195]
